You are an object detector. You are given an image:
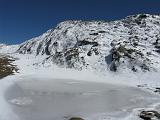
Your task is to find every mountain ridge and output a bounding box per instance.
[1,14,160,72]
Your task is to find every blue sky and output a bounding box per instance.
[0,0,160,45]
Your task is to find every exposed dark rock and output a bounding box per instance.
[138,14,148,19]
[93,48,99,55]
[132,66,137,72]
[69,117,84,120]
[64,48,79,68]
[154,88,160,94]
[0,56,18,79]
[51,52,64,66]
[87,48,99,56]
[140,64,150,71]
[87,51,92,56]
[53,41,58,46]
[45,39,52,55]
[89,33,99,36]
[36,43,43,55]
[139,110,160,120]
[137,84,147,88]
[98,30,106,33]
[76,40,98,47]
[155,45,160,49]
[110,61,118,71]
[133,42,139,47]
[48,48,85,69]
[155,49,160,54]
[153,39,159,45]
[108,45,150,72]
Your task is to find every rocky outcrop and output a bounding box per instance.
[69,117,84,120]
[0,55,18,79]
[139,110,160,120]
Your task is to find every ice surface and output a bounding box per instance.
[4,78,160,120]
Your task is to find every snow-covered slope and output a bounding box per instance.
[4,14,160,72]
[0,44,19,54]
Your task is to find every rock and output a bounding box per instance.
[154,88,160,94]
[139,110,160,120]
[76,40,98,47]
[69,117,84,120]
[137,84,147,88]
[0,56,18,79]
[108,45,150,72]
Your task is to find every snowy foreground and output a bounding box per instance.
[0,54,160,120]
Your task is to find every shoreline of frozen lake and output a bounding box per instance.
[4,78,160,120]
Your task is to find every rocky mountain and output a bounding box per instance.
[4,14,160,72]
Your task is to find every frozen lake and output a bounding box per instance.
[4,78,160,120]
